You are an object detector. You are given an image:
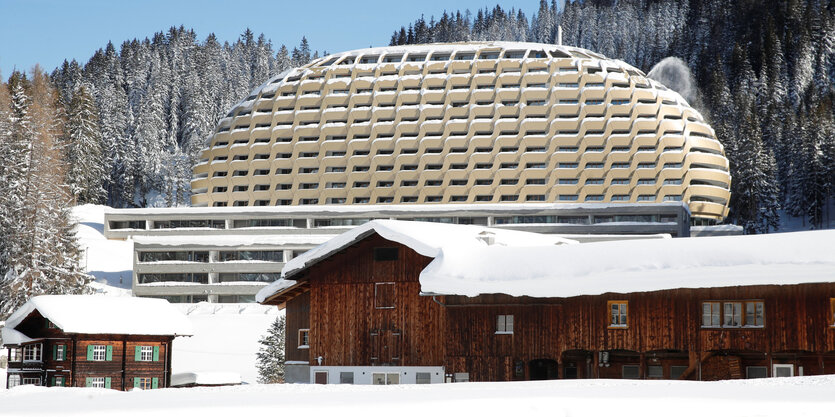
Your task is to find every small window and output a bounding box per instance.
[375,282,395,309]
[608,301,628,328]
[622,365,640,379]
[702,302,721,327]
[372,373,400,385]
[416,372,431,384]
[496,314,514,334]
[55,344,66,361]
[746,366,768,379]
[299,329,310,348]
[22,377,42,386]
[90,377,106,388]
[340,372,354,384]
[830,298,835,326]
[670,365,688,380]
[647,365,663,379]
[23,344,42,362]
[92,345,107,361]
[373,247,399,261]
[134,377,152,389]
[9,348,21,362]
[139,346,154,361]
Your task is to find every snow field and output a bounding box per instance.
[2,376,835,417]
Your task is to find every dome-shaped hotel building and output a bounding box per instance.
[191,42,731,222]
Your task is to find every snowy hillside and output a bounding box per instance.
[68,205,279,384]
[3,376,835,417]
[71,204,133,296]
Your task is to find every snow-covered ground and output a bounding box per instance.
[2,376,835,417]
[173,303,279,384]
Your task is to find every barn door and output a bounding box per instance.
[370,329,402,365]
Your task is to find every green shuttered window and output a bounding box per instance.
[135,345,158,361]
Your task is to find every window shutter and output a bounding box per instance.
[106,345,113,361]
[135,346,141,361]
[105,377,111,389]
[133,377,140,388]
[50,376,55,386]
[85,377,92,387]
[52,345,57,360]
[151,377,159,389]
[86,345,94,360]
[153,346,160,361]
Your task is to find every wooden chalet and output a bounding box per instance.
[2,295,193,390]
[257,220,835,384]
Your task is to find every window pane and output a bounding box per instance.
[611,304,618,325]
[702,303,711,327]
[733,303,742,326]
[386,373,400,385]
[711,302,721,327]
[647,365,663,378]
[755,302,764,326]
[506,315,513,333]
[620,304,627,325]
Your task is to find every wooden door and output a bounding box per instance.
[314,371,328,384]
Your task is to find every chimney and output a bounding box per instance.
[557,25,563,46]
[478,231,496,246]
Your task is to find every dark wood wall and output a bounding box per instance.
[298,233,444,367]
[278,231,835,382]
[443,283,835,381]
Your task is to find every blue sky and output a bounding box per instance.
[0,0,547,78]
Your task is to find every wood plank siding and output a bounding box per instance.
[278,232,835,382]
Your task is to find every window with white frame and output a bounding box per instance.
[92,345,107,361]
[22,377,41,386]
[298,329,310,348]
[55,344,66,361]
[23,344,42,362]
[496,315,514,334]
[54,376,65,387]
[9,347,21,362]
[7,375,20,388]
[140,346,154,361]
[90,377,106,388]
[702,301,764,328]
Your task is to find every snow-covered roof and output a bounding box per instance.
[257,221,835,303]
[2,295,193,344]
[171,372,242,387]
[419,229,835,297]
[256,220,576,302]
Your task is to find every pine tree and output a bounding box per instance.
[256,315,286,384]
[64,85,105,203]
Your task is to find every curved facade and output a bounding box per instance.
[192,42,731,221]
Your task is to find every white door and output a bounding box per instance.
[772,364,794,378]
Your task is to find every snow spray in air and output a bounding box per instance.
[647,57,703,111]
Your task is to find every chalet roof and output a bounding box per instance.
[419,229,835,297]
[257,221,835,303]
[1,295,193,345]
[255,220,577,303]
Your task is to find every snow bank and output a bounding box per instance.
[257,220,575,302]
[171,372,241,387]
[2,376,835,416]
[420,229,835,297]
[71,204,133,296]
[2,296,193,339]
[172,304,279,384]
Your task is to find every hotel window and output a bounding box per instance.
[703,301,764,328]
[608,301,628,328]
[299,329,310,348]
[496,314,514,334]
[375,282,396,309]
[23,344,42,362]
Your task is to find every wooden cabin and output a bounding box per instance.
[257,220,835,384]
[2,295,193,390]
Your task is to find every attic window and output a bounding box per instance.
[373,247,399,261]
